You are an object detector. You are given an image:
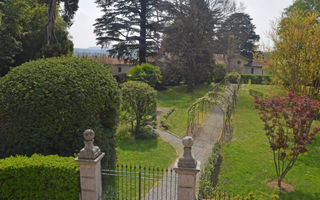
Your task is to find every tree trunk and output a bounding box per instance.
[278,178,282,191]
[46,0,57,45]
[139,0,147,64]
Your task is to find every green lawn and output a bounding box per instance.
[216,85,320,200]
[157,84,212,137]
[116,135,177,168]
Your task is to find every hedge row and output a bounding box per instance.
[0,154,79,200]
[240,74,271,85]
[160,107,176,130]
[198,143,222,199]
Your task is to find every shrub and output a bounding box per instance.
[213,64,227,83]
[198,143,222,198]
[255,93,320,190]
[160,107,175,130]
[241,74,271,85]
[225,72,241,84]
[127,63,162,88]
[121,81,157,139]
[0,154,79,200]
[249,89,265,98]
[0,57,121,166]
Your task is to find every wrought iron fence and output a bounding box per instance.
[102,165,177,200]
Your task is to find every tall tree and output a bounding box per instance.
[268,9,320,99]
[161,0,236,91]
[45,0,79,45]
[94,0,170,64]
[286,0,320,15]
[215,12,259,71]
[0,0,73,76]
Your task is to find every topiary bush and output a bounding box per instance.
[0,154,79,200]
[127,63,162,88]
[121,81,157,139]
[0,57,121,166]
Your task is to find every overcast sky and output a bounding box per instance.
[69,0,294,48]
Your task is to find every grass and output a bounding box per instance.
[102,126,177,199]
[216,85,320,200]
[157,84,212,137]
[116,134,177,168]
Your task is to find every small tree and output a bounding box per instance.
[121,81,157,138]
[254,93,320,190]
[127,63,162,88]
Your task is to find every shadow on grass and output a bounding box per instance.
[117,135,159,152]
[279,190,320,200]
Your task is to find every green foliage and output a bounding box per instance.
[121,81,157,138]
[217,85,320,199]
[0,57,120,166]
[213,64,227,83]
[157,84,212,137]
[0,154,79,200]
[249,89,266,98]
[160,107,175,130]
[241,74,271,85]
[225,72,241,84]
[127,63,162,88]
[0,0,73,76]
[199,143,222,198]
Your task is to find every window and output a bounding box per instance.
[118,67,122,73]
[251,68,254,74]
[237,60,241,65]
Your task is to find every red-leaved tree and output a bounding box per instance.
[254,92,320,190]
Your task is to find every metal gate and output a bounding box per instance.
[102,165,177,200]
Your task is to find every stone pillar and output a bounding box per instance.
[75,129,105,200]
[174,136,200,200]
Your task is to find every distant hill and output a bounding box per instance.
[73,47,110,57]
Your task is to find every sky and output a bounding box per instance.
[69,0,294,49]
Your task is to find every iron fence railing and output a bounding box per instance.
[102,165,177,200]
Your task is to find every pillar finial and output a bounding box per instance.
[78,129,101,160]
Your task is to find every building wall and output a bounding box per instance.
[230,56,248,74]
[244,67,265,75]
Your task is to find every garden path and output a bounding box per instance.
[145,103,225,199]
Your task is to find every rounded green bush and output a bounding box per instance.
[121,81,157,138]
[0,57,120,165]
[127,63,162,88]
[0,154,79,200]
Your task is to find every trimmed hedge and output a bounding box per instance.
[0,57,121,166]
[0,154,79,200]
[241,74,271,85]
[198,143,222,198]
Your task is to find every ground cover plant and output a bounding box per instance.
[157,84,212,137]
[216,85,320,200]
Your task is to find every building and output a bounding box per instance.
[213,54,266,75]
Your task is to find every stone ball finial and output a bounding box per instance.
[83,129,95,141]
[182,136,193,148]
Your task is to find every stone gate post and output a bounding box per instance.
[75,129,105,200]
[174,136,200,200]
